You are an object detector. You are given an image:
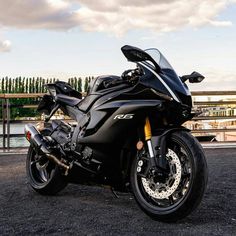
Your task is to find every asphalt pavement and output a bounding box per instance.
[0,148,235,236]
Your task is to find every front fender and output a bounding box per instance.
[151,127,190,169]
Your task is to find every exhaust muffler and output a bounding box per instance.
[25,124,70,175]
[25,124,50,154]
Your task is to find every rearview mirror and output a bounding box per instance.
[121,45,161,72]
[180,71,205,83]
[121,45,150,62]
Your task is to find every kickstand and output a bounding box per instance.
[110,187,119,198]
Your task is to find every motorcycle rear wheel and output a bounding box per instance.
[26,146,68,195]
[26,128,68,195]
[130,131,208,222]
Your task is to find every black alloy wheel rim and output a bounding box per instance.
[136,137,193,211]
[29,149,55,185]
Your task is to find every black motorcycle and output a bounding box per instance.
[25,45,208,222]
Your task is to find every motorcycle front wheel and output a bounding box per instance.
[130,131,208,222]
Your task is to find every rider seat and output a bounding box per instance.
[56,94,81,106]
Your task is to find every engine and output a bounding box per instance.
[49,120,101,173]
[50,120,73,151]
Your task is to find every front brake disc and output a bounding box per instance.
[141,149,182,199]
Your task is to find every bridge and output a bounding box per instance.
[0,148,235,235]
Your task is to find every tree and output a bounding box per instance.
[84,77,89,92]
[15,77,19,93]
[29,78,32,93]
[1,77,5,93]
[22,78,25,93]
[77,78,82,92]
[12,78,15,93]
[19,77,22,93]
[5,77,9,93]
[35,77,39,93]
[41,78,46,92]
[32,78,35,93]
[75,77,77,89]
[8,77,12,93]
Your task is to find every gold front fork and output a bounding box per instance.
[144,117,154,158]
[144,117,152,140]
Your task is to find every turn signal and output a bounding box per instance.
[136,141,144,150]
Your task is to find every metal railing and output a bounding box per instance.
[1,91,236,150]
[0,93,44,149]
[190,91,236,140]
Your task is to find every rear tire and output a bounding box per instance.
[130,131,208,222]
[26,146,68,196]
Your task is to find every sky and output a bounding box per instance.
[0,0,236,91]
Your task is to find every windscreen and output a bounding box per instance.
[144,48,174,71]
[144,48,191,97]
[144,48,180,80]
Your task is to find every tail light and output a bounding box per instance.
[26,131,31,141]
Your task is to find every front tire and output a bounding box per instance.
[130,131,208,222]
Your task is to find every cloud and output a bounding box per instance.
[0,0,235,36]
[0,40,11,52]
[209,20,232,27]
[74,0,235,35]
[0,0,76,30]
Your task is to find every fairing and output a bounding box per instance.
[122,45,192,106]
[145,48,191,104]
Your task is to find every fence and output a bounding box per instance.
[1,91,236,150]
[190,91,236,142]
